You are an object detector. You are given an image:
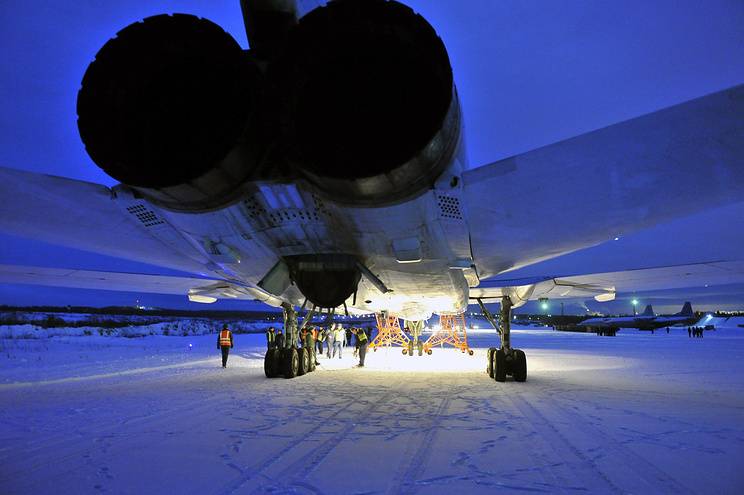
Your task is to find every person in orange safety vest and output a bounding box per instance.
[216,324,234,368]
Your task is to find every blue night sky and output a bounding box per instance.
[1,1,743,313]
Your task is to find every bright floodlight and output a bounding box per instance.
[541,302,548,310]
[631,299,639,305]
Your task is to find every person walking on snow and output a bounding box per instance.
[352,327,368,367]
[217,324,234,368]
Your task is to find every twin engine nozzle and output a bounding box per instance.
[77,0,459,212]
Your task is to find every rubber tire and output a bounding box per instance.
[264,349,278,378]
[408,341,414,356]
[402,348,408,355]
[468,349,474,356]
[308,348,317,372]
[417,341,423,356]
[486,347,496,377]
[426,349,432,355]
[493,348,507,382]
[283,348,299,379]
[512,349,527,382]
[297,348,309,376]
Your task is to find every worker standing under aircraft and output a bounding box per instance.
[326,326,335,359]
[316,327,325,356]
[353,327,368,367]
[266,327,276,349]
[216,324,234,368]
[275,328,285,348]
[332,325,344,359]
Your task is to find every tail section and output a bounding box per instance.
[677,302,693,316]
[640,305,654,317]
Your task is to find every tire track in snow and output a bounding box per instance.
[530,390,696,495]
[505,392,623,494]
[250,388,397,494]
[385,391,453,495]
[216,390,368,495]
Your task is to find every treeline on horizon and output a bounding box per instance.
[0,304,282,319]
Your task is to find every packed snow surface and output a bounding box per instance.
[1,324,743,494]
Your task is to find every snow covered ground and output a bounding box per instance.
[1,323,744,494]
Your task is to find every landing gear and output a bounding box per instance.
[264,348,280,378]
[297,347,309,376]
[486,347,496,377]
[282,347,299,379]
[478,296,528,383]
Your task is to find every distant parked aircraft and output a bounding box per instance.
[578,302,696,332]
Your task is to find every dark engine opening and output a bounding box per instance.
[77,14,261,210]
[274,0,455,190]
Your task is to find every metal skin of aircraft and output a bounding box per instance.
[579,302,697,332]
[1,0,744,381]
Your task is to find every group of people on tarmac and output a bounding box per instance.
[216,322,374,369]
[265,324,372,367]
[688,326,705,338]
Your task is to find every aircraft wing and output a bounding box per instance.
[470,260,744,307]
[464,84,744,279]
[0,265,282,305]
[0,166,211,275]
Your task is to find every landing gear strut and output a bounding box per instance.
[264,302,316,379]
[478,296,527,382]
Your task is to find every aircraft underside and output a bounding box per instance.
[1,0,743,383]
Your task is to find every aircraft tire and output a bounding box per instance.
[264,349,279,378]
[513,349,527,382]
[297,348,309,376]
[426,349,432,355]
[283,348,299,379]
[309,349,317,372]
[486,347,496,377]
[468,349,474,356]
[408,341,414,356]
[493,349,507,382]
[418,341,423,356]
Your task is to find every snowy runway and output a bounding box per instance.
[2,328,744,494]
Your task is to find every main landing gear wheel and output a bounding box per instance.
[264,349,280,378]
[417,341,424,356]
[493,348,507,382]
[492,348,528,382]
[308,349,317,372]
[283,348,299,379]
[512,349,527,382]
[407,341,414,356]
[297,348,309,376]
[486,347,496,377]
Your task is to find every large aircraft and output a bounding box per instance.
[578,302,696,333]
[1,0,744,382]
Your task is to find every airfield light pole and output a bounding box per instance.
[632,298,639,316]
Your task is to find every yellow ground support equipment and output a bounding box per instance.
[423,313,474,355]
[369,313,411,353]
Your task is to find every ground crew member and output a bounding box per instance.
[332,324,344,359]
[303,326,319,365]
[276,328,285,348]
[217,324,234,368]
[352,327,368,368]
[266,327,276,349]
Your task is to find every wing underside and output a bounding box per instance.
[471,261,744,307]
[464,84,744,279]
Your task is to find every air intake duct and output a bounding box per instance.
[77,14,264,212]
[273,0,460,206]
